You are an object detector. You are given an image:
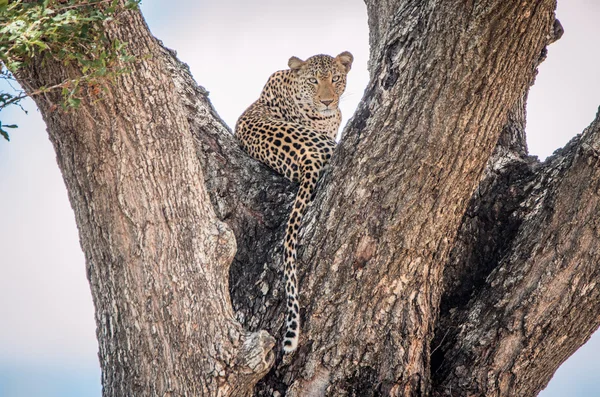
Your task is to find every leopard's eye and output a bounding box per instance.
[308,77,318,84]
[332,75,341,82]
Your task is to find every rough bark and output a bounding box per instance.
[11,1,600,397]
[160,43,296,337]
[431,26,600,393]
[17,8,274,397]
[276,1,558,395]
[432,105,600,397]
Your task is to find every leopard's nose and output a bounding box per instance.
[321,99,333,106]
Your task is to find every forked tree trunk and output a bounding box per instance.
[13,1,600,396]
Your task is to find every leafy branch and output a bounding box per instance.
[0,0,141,141]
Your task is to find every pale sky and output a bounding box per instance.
[0,1,599,396]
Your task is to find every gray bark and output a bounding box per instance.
[11,1,600,396]
[17,8,274,397]
[433,104,600,397]
[432,30,600,394]
[273,1,560,395]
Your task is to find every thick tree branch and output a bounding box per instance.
[440,92,532,306]
[429,18,600,396]
[158,42,296,336]
[269,1,558,395]
[15,7,275,396]
[433,18,564,340]
[433,109,600,396]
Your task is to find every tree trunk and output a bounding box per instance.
[432,71,600,396]
[13,1,600,396]
[17,8,275,397]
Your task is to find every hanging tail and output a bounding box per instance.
[282,173,319,353]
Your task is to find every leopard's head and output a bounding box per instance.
[288,52,353,115]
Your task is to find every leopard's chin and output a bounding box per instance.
[319,108,336,116]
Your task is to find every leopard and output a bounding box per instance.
[235,51,353,353]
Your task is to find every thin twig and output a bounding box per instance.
[52,0,116,12]
[430,328,450,356]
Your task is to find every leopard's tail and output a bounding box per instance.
[282,165,321,353]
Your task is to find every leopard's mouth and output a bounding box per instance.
[315,104,337,115]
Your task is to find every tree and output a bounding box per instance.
[5,0,600,396]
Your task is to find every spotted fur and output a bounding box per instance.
[235,52,353,353]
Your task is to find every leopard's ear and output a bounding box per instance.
[288,56,305,72]
[336,51,354,73]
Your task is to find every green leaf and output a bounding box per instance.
[67,97,81,108]
[1,0,138,114]
[126,0,141,9]
[0,126,10,142]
